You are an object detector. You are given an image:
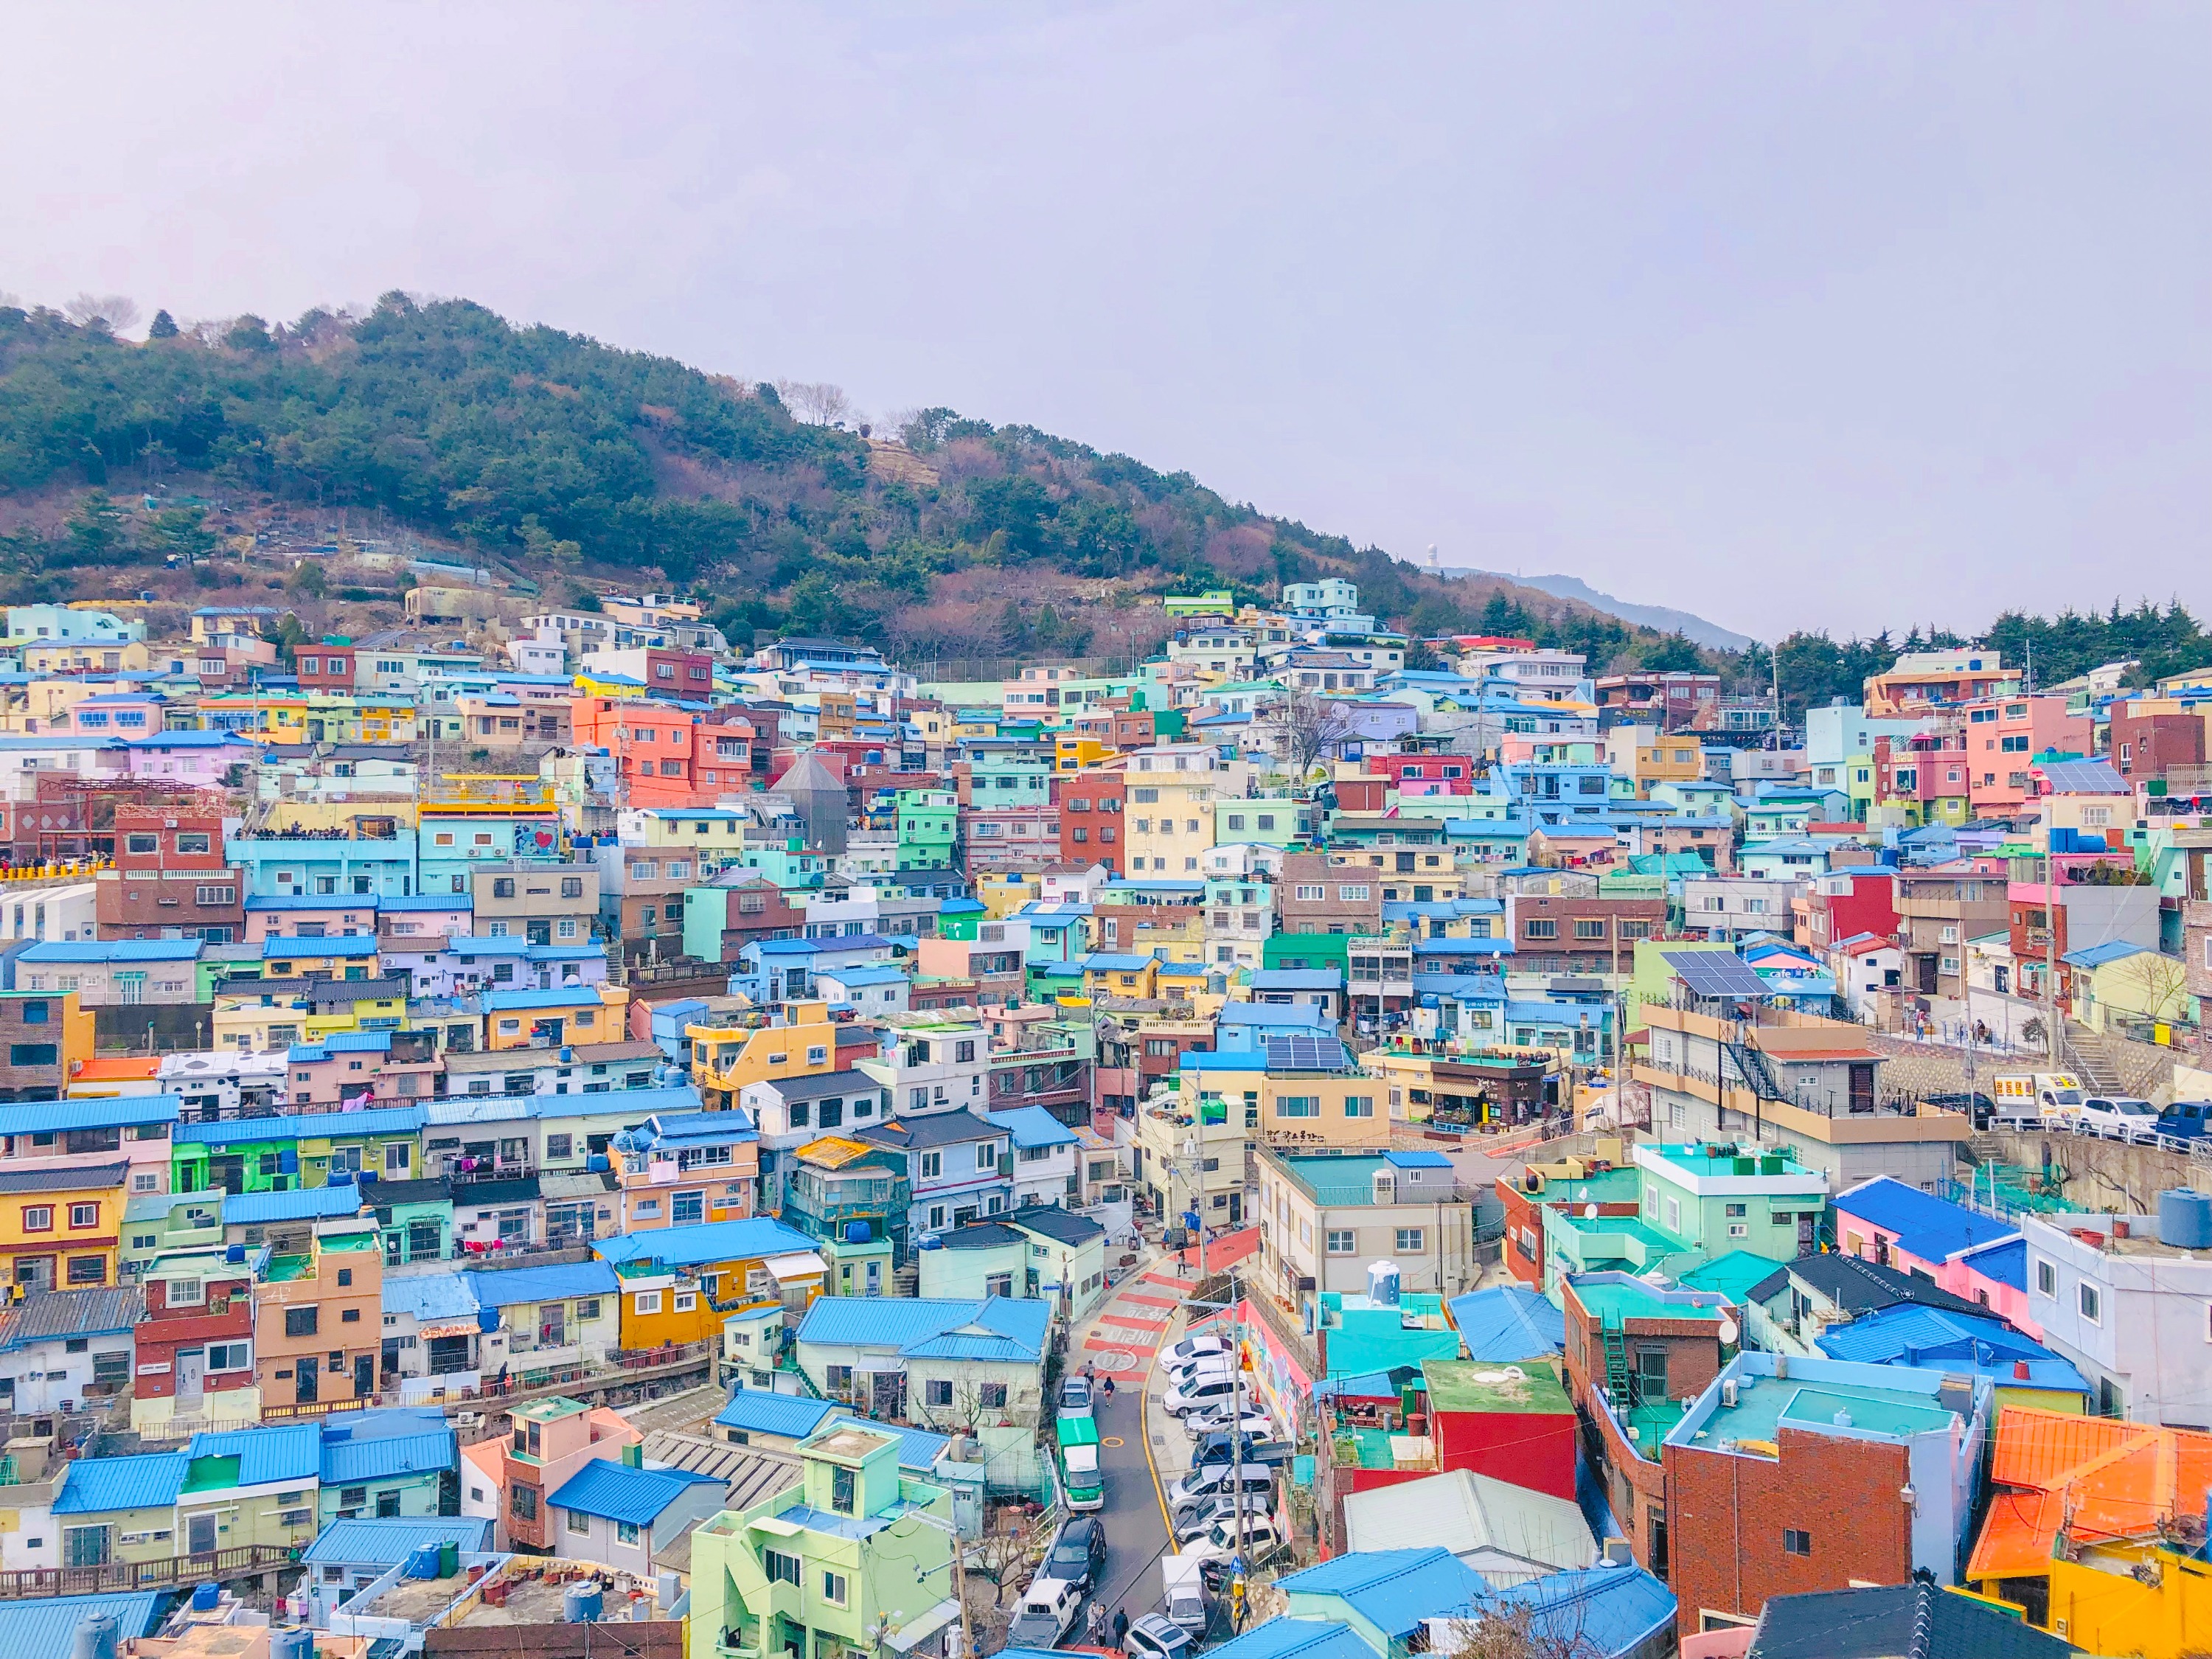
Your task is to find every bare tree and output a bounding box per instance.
[774,380,855,427]
[1264,688,1360,777]
[2119,951,2191,1026]
[64,293,142,333]
[1434,1604,1600,1658]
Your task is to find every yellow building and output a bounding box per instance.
[0,1161,128,1290]
[1124,759,1222,877]
[211,981,413,1052]
[1604,726,1705,797]
[483,983,629,1051]
[1054,735,1117,773]
[595,1217,826,1352]
[975,873,1040,919]
[21,639,156,675]
[1082,956,1161,1001]
[689,1001,847,1109]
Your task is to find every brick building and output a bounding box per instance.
[1276,852,1384,938]
[0,988,96,1102]
[2107,706,2205,785]
[1057,773,1127,874]
[1503,892,1666,975]
[94,807,245,943]
[294,643,358,693]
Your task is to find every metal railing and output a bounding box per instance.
[0,1543,295,1599]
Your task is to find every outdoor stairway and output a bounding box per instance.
[1725,1040,1787,1102]
[1601,1318,1632,1410]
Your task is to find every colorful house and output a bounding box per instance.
[594,1215,824,1352]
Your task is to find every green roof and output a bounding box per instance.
[181,1455,240,1493]
[1674,1249,1788,1304]
[1568,1279,1724,1326]
[1420,1358,1571,1416]
[1700,1378,1958,1448]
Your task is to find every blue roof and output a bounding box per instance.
[220,1186,367,1225]
[1813,1305,2091,1396]
[1960,1234,2026,1293]
[18,939,200,963]
[383,1274,482,1323]
[714,1391,841,1439]
[1833,1177,2018,1264]
[176,1105,426,1145]
[1199,1621,1377,1659]
[302,1515,495,1564]
[1448,1286,1568,1362]
[2062,940,2157,970]
[595,1216,819,1270]
[983,1105,1079,1150]
[189,1422,322,1486]
[0,1093,179,1135]
[263,935,379,958]
[1279,1548,1492,1638]
[54,1450,189,1513]
[462,1260,621,1308]
[0,1593,164,1653]
[321,1427,459,1485]
[1455,1566,1677,1658]
[1385,1150,1454,1170]
[825,1415,950,1472]
[547,1458,724,1527]
[797,1294,1051,1362]
[248,895,386,911]
[482,987,612,1011]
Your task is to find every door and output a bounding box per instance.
[211,1155,246,1196]
[871,1371,905,1419]
[186,1511,218,1556]
[354,1353,375,1399]
[1797,1213,1817,1255]
[116,972,145,1006]
[864,1259,882,1295]
[296,1356,319,1404]
[175,1349,206,1408]
[526,919,552,946]
[538,1305,566,1348]
[13,1255,53,1293]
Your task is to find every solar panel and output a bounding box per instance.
[1262,1034,1345,1071]
[1660,949,1770,1001]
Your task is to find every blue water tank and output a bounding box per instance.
[268,1631,314,1659]
[844,1221,872,1243]
[1368,1260,1401,1307]
[225,1244,246,1264]
[586,1155,611,1172]
[191,1582,220,1612]
[404,1543,442,1579]
[564,1583,604,1624]
[2160,1189,2212,1249]
[72,1612,119,1659]
[277,1150,299,1173]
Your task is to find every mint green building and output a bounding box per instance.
[689,1422,957,1659]
[896,790,959,871]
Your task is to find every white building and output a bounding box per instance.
[2020,1211,2212,1425]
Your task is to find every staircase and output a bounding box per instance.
[893,1262,920,1298]
[1600,1318,1632,1411]
[1725,1041,1786,1102]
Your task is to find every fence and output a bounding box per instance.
[0,1543,295,1599]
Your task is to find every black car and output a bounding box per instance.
[1923,1091,1997,1130]
[1038,1514,1107,1593]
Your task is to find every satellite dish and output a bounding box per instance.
[1582,1203,1599,1220]
[1719,1317,1740,1345]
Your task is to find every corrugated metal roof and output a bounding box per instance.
[189,1422,321,1486]
[482,987,611,1011]
[18,939,201,962]
[462,1259,620,1308]
[382,1273,482,1323]
[983,1105,1079,1150]
[1458,1565,1676,1657]
[798,1295,995,1352]
[175,1105,427,1145]
[321,1427,456,1485]
[1446,1287,1565,1363]
[0,1160,129,1194]
[0,1593,164,1652]
[714,1391,840,1439]
[0,1093,180,1134]
[1189,1621,1375,1659]
[302,1514,493,1564]
[1338,1470,1596,1580]
[546,1458,723,1526]
[0,1287,142,1353]
[595,1216,818,1270]
[1279,1547,1493,1637]
[221,1186,366,1225]
[1832,1177,2017,1265]
[52,1450,189,1514]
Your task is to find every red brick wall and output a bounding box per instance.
[1666,1427,1911,1632]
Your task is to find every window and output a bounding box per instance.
[926,1378,954,1407]
[1278,1096,1318,1118]
[1343,1095,1373,1117]
[23,1205,54,1231]
[979,1382,1008,1409]
[1523,919,1557,939]
[1783,1529,1812,1557]
[976,1143,998,1171]
[634,1290,662,1315]
[831,1465,857,1515]
[764,1548,801,1586]
[616,1519,641,1545]
[1326,1229,1356,1255]
[821,1569,849,1607]
[2034,1259,2056,1298]
[567,1509,591,1536]
[10,1044,57,1068]
[1395,1228,1425,1252]
[919,1151,943,1180]
[2079,1283,2101,1324]
[1338,885,1370,901]
[510,1485,538,1521]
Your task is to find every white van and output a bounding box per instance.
[1161,1554,1211,1635]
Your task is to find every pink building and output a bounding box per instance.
[122,731,260,784]
[1831,1177,2025,1322]
[1961,692,2090,818]
[245,897,383,943]
[1953,1234,2042,1340]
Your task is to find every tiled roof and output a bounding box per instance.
[0,1161,128,1194]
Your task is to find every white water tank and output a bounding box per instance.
[1368,1260,1400,1307]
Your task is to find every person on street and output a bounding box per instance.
[1111,1607,1130,1652]
[1087,1600,1109,1648]
[1101,1375,1115,1402]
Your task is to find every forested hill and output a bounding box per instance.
[0,292,1694,672]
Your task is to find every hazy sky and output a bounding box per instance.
[4,3,2206,641]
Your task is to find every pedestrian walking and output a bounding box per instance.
[1101,1375,1116,1402]
[1112,1607,1130,1652]
[1087,1600,1109,1648]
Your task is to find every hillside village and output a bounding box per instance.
[0,573,2210,1659]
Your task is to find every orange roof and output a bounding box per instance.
[71,1057,162,1082]
[1971,1406,2212,1579]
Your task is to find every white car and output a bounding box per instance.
[2077,1096,2161,1143]
[1179,1515,1287,1568]
[1184,1406,1273,1439]
[1165,1354,1234,1391]
[1161,1373,1239,1417]
[1006,1576,1082,1649]
[1166,1332,1232,1366]
[1172,1492,1273,1545]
